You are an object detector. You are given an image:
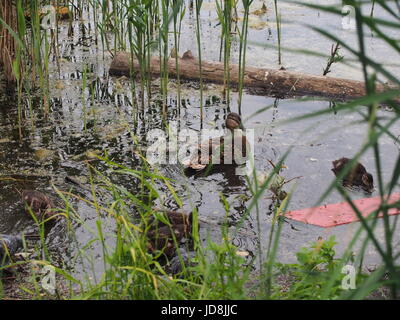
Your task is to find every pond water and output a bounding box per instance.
[0,0,399,279]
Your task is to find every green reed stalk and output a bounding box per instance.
[43,28,50,117]
[172,0,185,112]
[82,64,88,132]
[28,0,51,117]
[15,0,25,139]
[195,0,204,126]
[52,0,60,75]
[273,0,282,65]
[370,0,376,17]
[238,0,253,113]
[112,0,118,54]
[127,0,150,109]
[146,0,156,106]
[159,0,170,120]
[216,0,233,105]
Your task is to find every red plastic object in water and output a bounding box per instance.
[285,193,400,228]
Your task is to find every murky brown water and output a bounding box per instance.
[1,0,399,279]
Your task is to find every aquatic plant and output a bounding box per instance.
[0,0,17,83]
[216,0,235,105]
[195,0,204,125]
[238,0,254,112]
[273,0,282,65]
[322,42,343,76]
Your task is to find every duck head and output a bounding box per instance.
[225,113,244,130]
[361,172,374,193]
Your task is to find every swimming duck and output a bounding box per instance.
[147,210,192,258]
[331,157,374,193]
[182,113,249,171]
[21,190,57,220]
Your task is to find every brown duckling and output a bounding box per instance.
[147,224,191,258]
[21,190,57,220]
[331,157,374,193]
[183,113,249,170]
[149,210,192,230]
[147,210,192,258]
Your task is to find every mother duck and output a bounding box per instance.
[182,113,250,171]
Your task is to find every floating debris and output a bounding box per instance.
[25,6,71,22]
[286,193,400,227]
[57,7,72,20]
[251,2,267,16]
[236,250,249,257]
[85,149,102,160]
[235,15,268,30]
[54,80,65,90]
[0,138,11,144]
[170,47,180,59]
[256,170,287,200]
[34,149,55,162]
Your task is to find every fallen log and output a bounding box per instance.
[109,51,399,103]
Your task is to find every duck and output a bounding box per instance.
[147,210,192,258]
[148,210,192,229]
[182,113,249,171]
[331,157,374,193]
[21,190,57,220]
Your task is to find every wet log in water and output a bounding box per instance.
[0,0,16,84]
[109,51,398,103]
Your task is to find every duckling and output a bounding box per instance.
[147,224,191,258]
[149,210,192,230]
[183,113,249,171]
[331,157,374,193]
[21,190,57,220]
[147,210,192,258]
